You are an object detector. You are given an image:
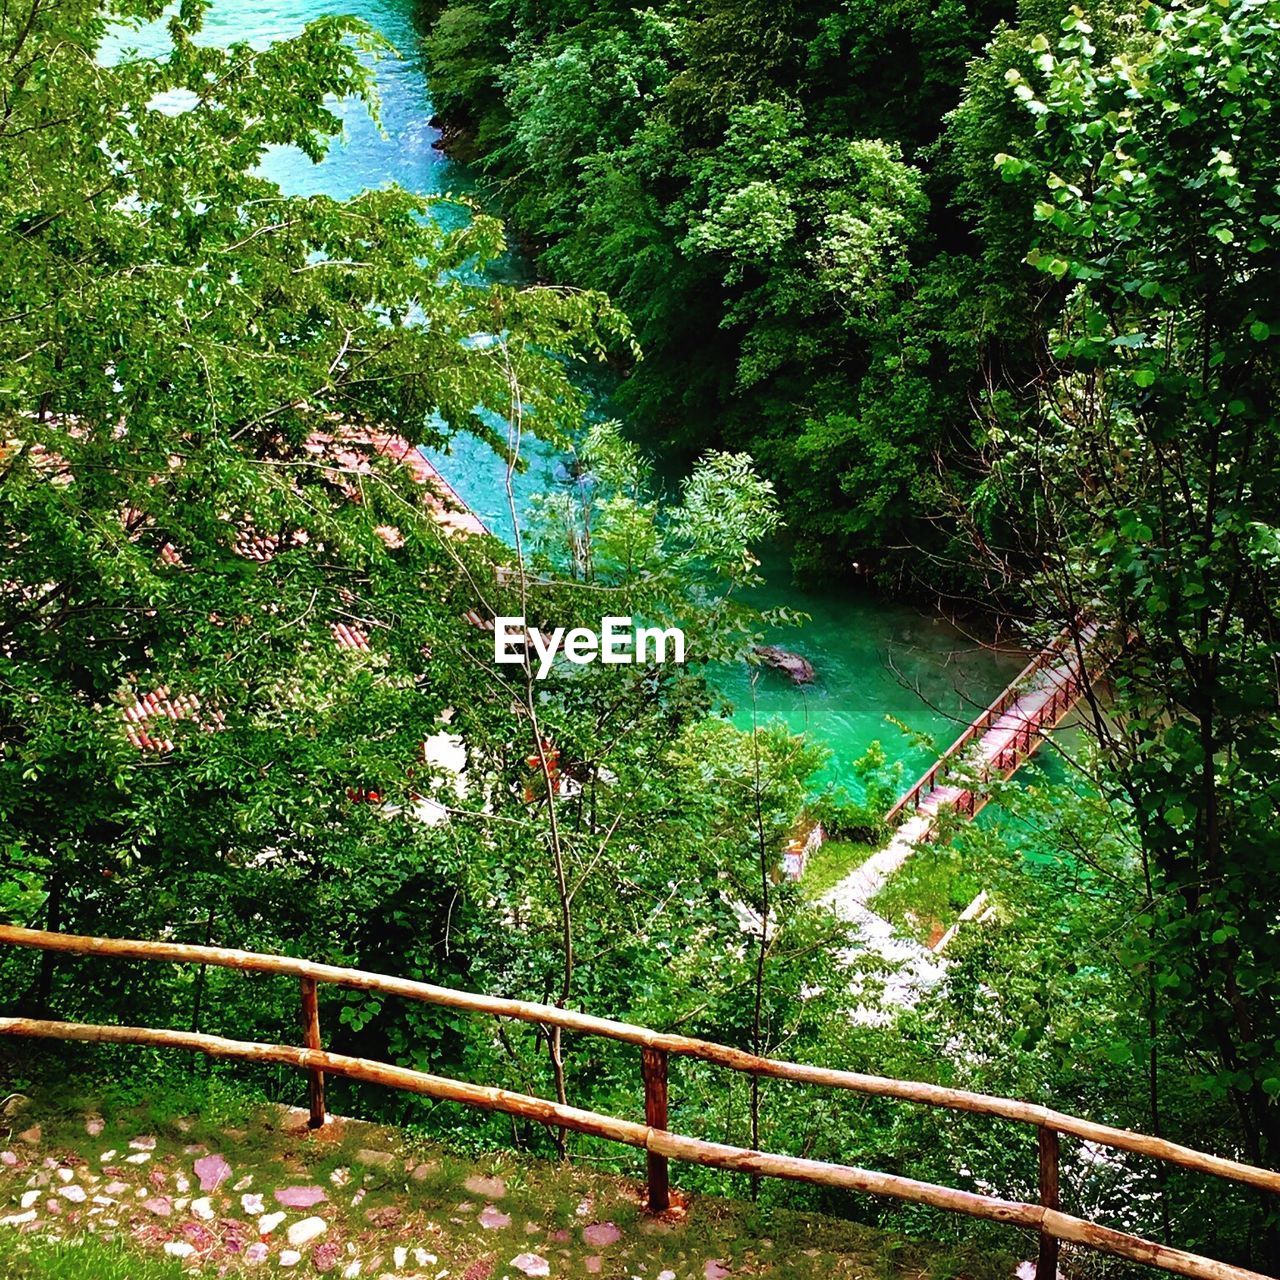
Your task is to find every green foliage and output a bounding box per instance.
[422,0,1032,581]
[0,10,878,1252]
[966,1,1280,1259]
[422,4,510,156]
[0,0,628,1013]
[529,421,788,666]
[0,1234,215,1280]
[4,0,1279,1269]
[870,842,981,944]
[0,0,820,1161]
[798,839,875,901]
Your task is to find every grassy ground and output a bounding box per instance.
[801,840,876,901]
[0,1091,1017,1279]
[868,842,982,947]
[0,1233,208,1279]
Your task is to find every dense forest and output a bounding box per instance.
[2,0,1279,1275]
[420,0,1087,588]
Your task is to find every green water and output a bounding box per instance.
[109,0,1025,792]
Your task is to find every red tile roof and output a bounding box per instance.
[107,427,487,750]
[118,687,225,752]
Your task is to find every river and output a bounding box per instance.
[108,0,1024,793]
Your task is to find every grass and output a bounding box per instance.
[0,1233,216,1279]
[869,840,982,946]
[801,838,876,900]
[0,1087,1019,1279]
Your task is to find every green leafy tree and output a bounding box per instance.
[421,0,1025,581]
[0,0,835,1184]
[986,0,1280,1231]
[0,0,619,1007]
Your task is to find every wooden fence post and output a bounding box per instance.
[299,977,326,1129]
[641,1047,670,1212]
[1037,1125,1060,1279]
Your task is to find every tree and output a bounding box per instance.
[0,0,621,1008]
[420,0,1028,581]
[987,0,1280,1224]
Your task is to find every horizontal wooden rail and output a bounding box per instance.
[2,925,1273,1196]
[3,925,1278,1280]
[0,1016,1271,1280]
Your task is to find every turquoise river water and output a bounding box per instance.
[109,0,1025,792]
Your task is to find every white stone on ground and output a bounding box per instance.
[287,1216,326,1247]
[510,1254,550,1277]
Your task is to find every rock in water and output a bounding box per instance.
[752,645,816,685]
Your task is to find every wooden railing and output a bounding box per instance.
[946,659,1088,820]
[0,925,1275,1280]
[885,623,1100,825]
